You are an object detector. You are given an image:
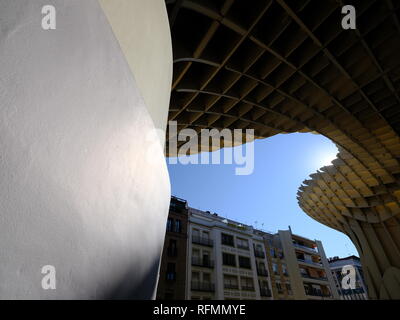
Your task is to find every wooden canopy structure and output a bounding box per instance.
[166,0,400,299]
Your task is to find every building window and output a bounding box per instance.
[236,238,249,250]
[221,233,234,247]
[192,271,200,283]
[166,263,176,281]
[259,280,269,289]
[192,228,200,237]
[241,277,254,291]
[286,283,292,295]
[282,264,289,276]
[300,267,308,276]
[257,262,268,276]
[167,239,177,257]
[270,248,276,258]
[203,273,211,283]
[203,251,211,265]
[238,256,251,269]
[222,252,236,267]
[272,263,279,275]
[166,218,173,232]
[276,282,283,293]
[174,219,182,233]
[224,275,239,289]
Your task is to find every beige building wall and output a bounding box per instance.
[278,231,307,300]
[277,230,338,300]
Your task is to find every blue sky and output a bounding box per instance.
[166,132,357,259]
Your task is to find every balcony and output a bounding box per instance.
[293,243,318,254]
[191,257,214,268]
[224,283,239,290]
[257,268,268,277]
[241,285,255,291]
[237,244,249,250]
[221,239,235,247]
[305,288,332,298]
[340,288,365,295]
[254,250,265,259]
[301,273,328,282]
[260,288,272,297]
[192,236,213,247]
[297,258,323,268]
[191,281,215,292]
[167,247,177,257]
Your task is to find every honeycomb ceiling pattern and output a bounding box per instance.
[166,0,400,299]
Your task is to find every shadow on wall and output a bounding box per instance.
[101,259,161,299]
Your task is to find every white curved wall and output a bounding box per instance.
[0,0,171,299]
[99,0,173,139]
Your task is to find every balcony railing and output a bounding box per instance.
[340,288,365,295]
[191,257,214,268]
[191,281,215,292]
[297,258,323,267]
[241,285,255,291]
[260,288,272,297]
[224,283,239,290]
[301,273,328,281]
[257,268,268,277]
[293,243,318,253]
[254,250,265,258]
[221,239,235,247]
[192,236,213,247]
[237,244,249,250]
[305,288,331,297]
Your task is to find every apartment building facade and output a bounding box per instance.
[186,208,273,300]
[262,232,293,299]
[156,197,189,300]
[277,230,339,300]
[329,256,368,300]
[157,197,340,300]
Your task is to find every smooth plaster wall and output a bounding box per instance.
[0,0,171,299]
[99,0,173,140]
